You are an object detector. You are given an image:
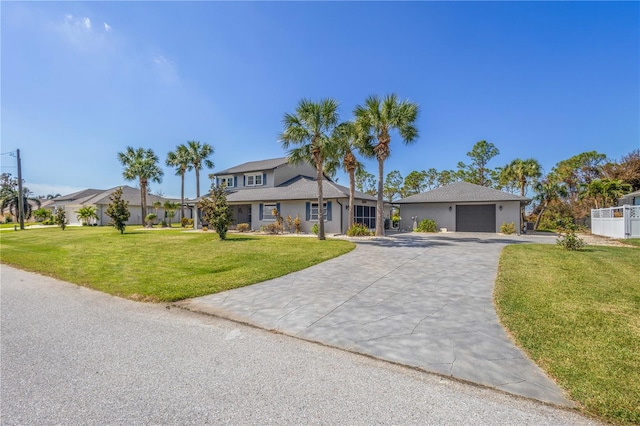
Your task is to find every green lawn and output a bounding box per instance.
[619,238,640,247]
[0,226,354,302]
[495,244,640,424]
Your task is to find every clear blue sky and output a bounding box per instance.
[2,1,638,199]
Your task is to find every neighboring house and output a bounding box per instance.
[209,157,380,234]
[50,186,180,226]
[395,182,530,234]
[618,189,640,206]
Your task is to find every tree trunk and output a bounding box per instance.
[196,167,201,198]
[376,158,385,237]
[180,171,185,221]
[348,167,355,229]
[534,201,548,230]
[316,161,325,240]
[140,179,147,221]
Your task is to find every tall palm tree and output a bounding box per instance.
[166,144,192,220]
[325,121,372,230]
[501,158,542,226]
[533,178,568,230]
[279,98,339,240]
[186,141,214,198]
[117,147,164,220]
[354,94,419,236]
[1,189,40,222]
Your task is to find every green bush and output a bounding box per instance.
[237,223,250,232]
[557,232,585,251]
[263,222,283,234]
[181,217,194,228]
[145,213,157,227]
[347,223,373,236]
[415,218,437,233]
[311,223,319,235]
[500,222,516,235]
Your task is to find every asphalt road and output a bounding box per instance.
[1,265,598,425]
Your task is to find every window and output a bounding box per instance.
[219,176,234,188]
[353,205,376,229]
[262,203,277,220]
[246,173,264,186]
[310,203,327,220]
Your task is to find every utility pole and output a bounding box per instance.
[16,149,24,230]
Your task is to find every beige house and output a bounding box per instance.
[395,182,530,234]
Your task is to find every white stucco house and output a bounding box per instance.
[50,186,181,226]
[395,182,530,234]
[209,157,380,234]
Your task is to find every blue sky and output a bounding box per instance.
[2,1,638,199]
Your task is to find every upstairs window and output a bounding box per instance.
[219,176,234,188]
[246,173,264,186]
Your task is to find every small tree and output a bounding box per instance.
[106,187,130,234]
[163,201,180,226]
[33,208,52,223]
[54,208,67,230]
[198,185,232,240]
[76,206,98,226]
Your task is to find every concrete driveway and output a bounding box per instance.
[180,232,571,406]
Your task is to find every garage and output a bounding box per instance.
[456,204,496,232]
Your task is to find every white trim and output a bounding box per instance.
[244,172,264,187]
[219,176,235,188]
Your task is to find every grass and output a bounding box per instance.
[0,222,45,229]
[0,226,354,302]
[495,244,640,424]
[619,238,640,247]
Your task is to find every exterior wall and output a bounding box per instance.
[398,201,522,233]
[250,199,345,234]
[273,163,316,186]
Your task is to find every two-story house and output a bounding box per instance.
[213,157,379,234]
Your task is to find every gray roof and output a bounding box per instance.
[225,176,377,203]
[216,157,289,175]
[396,182,530,204]
[55,186,178,206]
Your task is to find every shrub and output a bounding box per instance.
[285,215,294,233]
[347,223,373,237]
[263,222,283,234]
[54,208,68,231]
[181,218,194,228]
[500,222,516,235]
[415,218,437,233]
[145,213,157,227]
[557,232,585,251]
[202,226,208,232]
[4,215,12,223]
[311,223,319,235]
[293,214,301,234]
[237,223,250,232]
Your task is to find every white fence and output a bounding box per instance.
[591,205,640,239]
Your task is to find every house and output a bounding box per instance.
[395,182,530,234]
[618,189,640,206]
[50,186,180,226]
[210,157,380,234]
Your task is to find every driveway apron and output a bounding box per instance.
[180,233,571,406]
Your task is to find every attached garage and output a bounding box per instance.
[395,182,530,234]
[456,204,496,232]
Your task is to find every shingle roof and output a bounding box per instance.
[216,157,289,175]
[225,176,377,203]
[396,181,530,204]
[55,186,178,206]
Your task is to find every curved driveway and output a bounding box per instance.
[181,232,572,406]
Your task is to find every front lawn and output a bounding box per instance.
[495,244,640,424]
[0,227,354,302]
[619,238,640,247]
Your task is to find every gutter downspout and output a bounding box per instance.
[336,200,344,234]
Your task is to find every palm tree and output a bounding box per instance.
[579,178,632,209]
[166,144,191,221]
[501,158,542,226]
[533,178,568,230]
[354,94,419,236]
[163,200,180,226]
[117,147,164,220]
[76,206,98,226]
[186,141,214,198]
[279,98,339,240]
[1,189,40,222]
[325,121,372,229]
